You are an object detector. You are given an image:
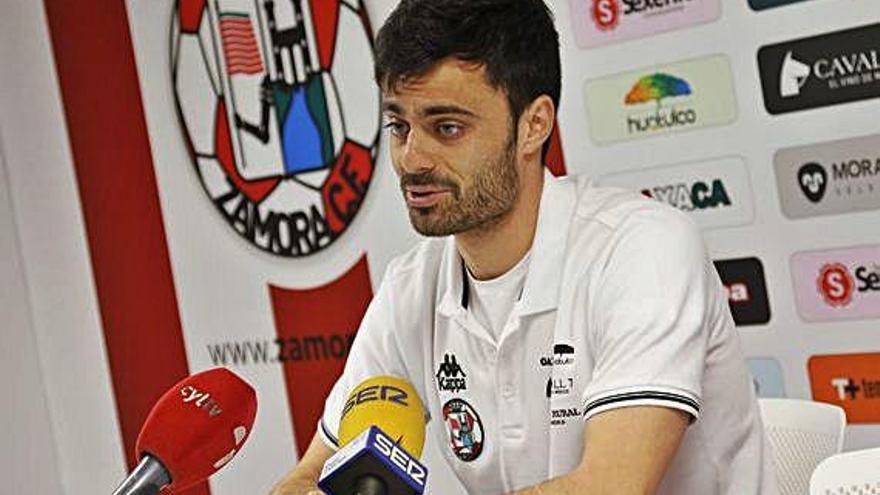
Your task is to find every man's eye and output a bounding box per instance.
[437,123,463,138]
[384,121,409,138]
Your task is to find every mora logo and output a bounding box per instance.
[775,134,880,219]
[172,0,380,257]
[759,23,880,115]
[809,353,880,423]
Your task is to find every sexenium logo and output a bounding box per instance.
[584,55,736,144]
[570,0,720,49]
[759,23,880,115]
[774,134,880,219]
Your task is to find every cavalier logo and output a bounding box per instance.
[171,0,380,257]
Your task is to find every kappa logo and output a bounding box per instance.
[172,0,380,257]
[436,353,468,394]
[798,162,828,203]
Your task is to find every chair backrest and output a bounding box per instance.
[758,398,847,495]
[810,447,880,495]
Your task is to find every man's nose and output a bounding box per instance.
[397,129,436,175]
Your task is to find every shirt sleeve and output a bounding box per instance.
[317,266,407,450]
[581,207,714,423]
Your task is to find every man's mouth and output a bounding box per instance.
[404,185,453,208]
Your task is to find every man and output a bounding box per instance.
[271,0,778,493]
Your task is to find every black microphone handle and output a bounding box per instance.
[353,474,388,495]
[111,454,171,495]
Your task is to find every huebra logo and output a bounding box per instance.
[171,0,380,257]
[798,162,828,203]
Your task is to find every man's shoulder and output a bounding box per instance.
[383,237,448,289]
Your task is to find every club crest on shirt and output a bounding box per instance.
[436,353,468,393]
[442,398,484,462]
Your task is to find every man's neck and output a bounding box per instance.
[455,165,544,281]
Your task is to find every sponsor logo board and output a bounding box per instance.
[599,156,754,230]
[758,23,880,115]
[809,353,880,423]
[569,0,721,49]
[713,258,772,326]
[775,134,880,219]
[791,245,880,322]
[584,55,736,144]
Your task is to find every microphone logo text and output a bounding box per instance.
[180,385,223,417]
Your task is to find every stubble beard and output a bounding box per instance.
[406,136,519,237]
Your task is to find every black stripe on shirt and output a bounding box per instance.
[320,418,339,447]
[583,390,700,417]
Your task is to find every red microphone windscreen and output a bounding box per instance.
[135,368,257,493]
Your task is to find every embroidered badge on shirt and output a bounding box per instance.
[442,398,484,462]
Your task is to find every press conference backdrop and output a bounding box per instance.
[1,0,879,494]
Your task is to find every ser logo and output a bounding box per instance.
[642,178,731,211]
[340,385,408,420]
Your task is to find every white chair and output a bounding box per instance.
[759,398,847,495]
[810,447,880,495]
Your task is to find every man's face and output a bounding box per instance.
[382,59,520,237]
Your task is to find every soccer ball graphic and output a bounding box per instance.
[171,0,380,257]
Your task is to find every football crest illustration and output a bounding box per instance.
[172,0,380,256]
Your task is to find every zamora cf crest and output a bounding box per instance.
[172,0,380,256]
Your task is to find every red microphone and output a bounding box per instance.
[112,368,257,495]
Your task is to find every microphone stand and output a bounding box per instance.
[111,455,171,495]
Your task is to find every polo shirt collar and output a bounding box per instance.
[437,171,577,318]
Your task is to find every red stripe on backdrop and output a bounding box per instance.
[42,2,210,494]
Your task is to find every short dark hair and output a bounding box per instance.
[375,0,561,154]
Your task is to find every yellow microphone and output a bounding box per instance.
[319,376,428,495]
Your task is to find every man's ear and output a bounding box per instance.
[517,95,556,160]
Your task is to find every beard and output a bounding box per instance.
[400,134,519,237]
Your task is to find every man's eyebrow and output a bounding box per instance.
[381,102,477,118]
[382,101,404,115]
[420,105,477,118]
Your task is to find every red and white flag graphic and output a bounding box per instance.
[219,13,264,75]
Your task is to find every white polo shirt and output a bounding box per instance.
[319,173,778,494]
